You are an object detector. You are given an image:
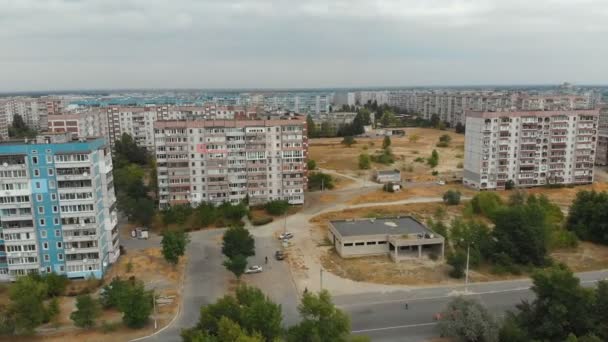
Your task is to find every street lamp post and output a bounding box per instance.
[320,268,323,291]
[465,243,470,293]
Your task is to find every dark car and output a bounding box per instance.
[275,250,285,260]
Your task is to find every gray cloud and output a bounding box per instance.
[0,0,607,91]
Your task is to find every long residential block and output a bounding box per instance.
[0,133,119,281]
[154,117,308,208]
[464,110,599,190]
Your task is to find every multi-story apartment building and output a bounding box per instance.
[597,105,608,165]
[47,109,110,139]
[154,117,308,209]
[463,110,599,190]
[0,100,8,140]
[0,133,118,281]
[3,97,51,131]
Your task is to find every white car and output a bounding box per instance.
[245,265,263,274]
[279,232,294,240]
[436,180,446,185]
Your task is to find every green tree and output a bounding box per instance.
[455,122,466,134]
[382,136,391,149]
[217,317,263,342]
[320,121,335,137]
[43,272,68,297]
[8,114,37,139]
[121,281,153,328]
[224,255,248,280]
[308,172,334,191]
[380,111,397,127]
[161,230,190,265]
[9,276,48,334]
[114,133,149,166]
[306,115,317,138]
[264,200,289,216]
[470,192,504,219]
[427,149,439,168]
[286,290,353,342]
[594,281,608,339]
[222,226,255,259]
[307,159,317,171]
[567,191,608,244]
[438,297,499,342]
[132,197,156,227]
[70,294,101,328]
[341,136,356,147]
[447,250,467,278]
[235,285,282,341]
[358,154,371,170]
[443,190,461,205]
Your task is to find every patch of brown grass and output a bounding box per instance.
[552,241,608,272]
[348,184,476,205]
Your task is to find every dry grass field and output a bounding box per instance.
[348,183,476,205]
[309,128,465,182]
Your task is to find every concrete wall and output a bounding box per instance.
[328,226,390,258]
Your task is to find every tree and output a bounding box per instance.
[70,294,101,328]
[492,202,550,266]
[443,190,461,205]
[43,272,68,297]
[455,122,466,134]
[222,226,255,259]
[121,281,153,328]
[114,133,149,166]
[161,230,190,265]
[502,265,596,342]
[408,134,420,143]
[341,136,356,147]
[505,179,515,190]
[382,136,391,149]
[286,290,353,342]
[217,317,263,342]
[358,154,371,170]
[308,172,334,191]
[264,199,289,216]
[306,115,317,138]
[380,110,397,127]
[235,285,283,341]
[427,149,439,168]
[447,250,467,278]
[470,192,503,219]
[223,255,248,280]
[307,159,317,171]
[132,197,156,227]
[438,297,499,342]
[320,121,335,137]
[9,276,48,334]
[8,114,37,139]
[566,191,608,244]
[430,114,440,127]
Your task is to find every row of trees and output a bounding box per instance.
[8,114,37,139]
[181,285,367,342]
[439,265,608,342]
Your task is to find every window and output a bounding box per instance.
[35,182,41,189]
[34,169,40,177]
[366,241,377,245]
[59,266,64,272]
[378,241,387,245]
[48,168,54,176]
[57,253,63,261]
[46,155,52,163]
[355,242,365,246]
[43,242,49,250]
[32,156,38,165]
[51,193,57,201]
[36,194,43,202]
[54,218,59,225]
[40,230,47,238]
[39,218,45,226]
[49,180,55,189]
[44,254,50,262]
[38,206,44,214]
[54,230,61,237]
[46,267,51,273]
[56,242,63,249]
[344,243,353,247]
[52,205,58,213]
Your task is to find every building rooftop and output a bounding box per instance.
[330,217,434,237]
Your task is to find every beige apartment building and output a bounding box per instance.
[597,105,608,165]
[464,110,599,190]
[154,117,308,208]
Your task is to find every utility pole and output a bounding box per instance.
[320,268,323,291]
[152,288,157,330]
[321,178,324,191]
[465,243,470,293]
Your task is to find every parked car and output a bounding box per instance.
[279,232,294,240]
[436,180,446,185]
[275,250,285,260]
[245,265,263,274]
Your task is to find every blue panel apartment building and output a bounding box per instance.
[0,133,119,281]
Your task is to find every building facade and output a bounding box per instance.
[0,133,118,281]
[597,105,608,165]
[154,117,308,208]
[463,110,599,190]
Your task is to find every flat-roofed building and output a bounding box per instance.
[327,217,444,262]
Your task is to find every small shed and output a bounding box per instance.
[375,169,401,184]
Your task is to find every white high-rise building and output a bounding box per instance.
[463,110,599,190]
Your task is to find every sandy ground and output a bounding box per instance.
[309,128,465,182]
[17,247,186,342]
[348,183,475,205]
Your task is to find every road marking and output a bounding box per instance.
[352,322,437,333]
[339,279,604,309]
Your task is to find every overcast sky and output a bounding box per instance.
[1,0,607,91]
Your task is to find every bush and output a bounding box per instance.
[505,179,515,190]
[550,229,579,249]
[358,153,371,169]
[252,217,273,226]
[307,159,317,171]
[371,148,394,165]
[265,200,289,216]
[443,190,462,205]
[43,273,68,297]
[308,172,334,191]
[341,136,356,147]
[436,141,449,148]
[431,170,439,176]
[414,157,425,163]
[427,150,439,168]
[456,162,463,169]
[70,294,101,328]
[470,192,503,218]
[447,251,466,278]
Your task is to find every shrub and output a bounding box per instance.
[447,251,466,278]
[358,154,371,170]
[414,157,425,163]
[505,179,515,190]
[432,170,439,176]
[306,160,317,171]
[427,150,439,168]
[252,217,273,226]
[308,172,334,191]
[443,190,462,205]
[341,136,356,147]
[70,294,101,328]
[550,229,579,249]
[470,192,503,218]
[264,200,289,216]
[436,141,449,148]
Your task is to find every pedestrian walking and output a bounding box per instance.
[265,256,268,264]
[405,303,409,310]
